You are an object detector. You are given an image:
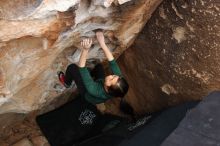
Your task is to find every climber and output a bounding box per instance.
[58,30,129,113]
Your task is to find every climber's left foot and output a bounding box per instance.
[58,71,70,88]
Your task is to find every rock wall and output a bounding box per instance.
[0,0,218,129]
[0,0,219,143]
[0,0,162,115]
[118,0,220,114]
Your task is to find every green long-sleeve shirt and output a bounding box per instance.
[79,59,122,105]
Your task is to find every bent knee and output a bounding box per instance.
[67,64,79,71]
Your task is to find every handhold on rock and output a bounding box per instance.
[93,28,103,33]
[104,0,114,8]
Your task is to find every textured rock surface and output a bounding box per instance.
[0,0,219,144]
[118,0,220,113]
[12,138,33,146]
[0,0,162,115]
[31,136,50,146]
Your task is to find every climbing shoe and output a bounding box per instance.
[58,71,70,88]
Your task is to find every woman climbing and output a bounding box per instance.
[58,30,130,114]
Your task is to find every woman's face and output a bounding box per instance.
[104,75,119,87]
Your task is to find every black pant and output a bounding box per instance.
[64,64,105,97]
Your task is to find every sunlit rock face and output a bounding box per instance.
[118,0,220,114]
[0,0,162,114]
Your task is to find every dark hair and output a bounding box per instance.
[108,77,129,97]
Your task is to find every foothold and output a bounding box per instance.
[53,83,66,93]
[161,84,178,95]
[172,27,186,43]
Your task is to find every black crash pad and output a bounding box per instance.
[36,96,199,146]
[36,96,125,146]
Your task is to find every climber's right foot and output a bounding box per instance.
[58,71,70,88]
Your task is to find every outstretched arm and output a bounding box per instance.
[78,39,92,67]
[78,38,104,97]
[96,31,114,61]
[96,31,122,76]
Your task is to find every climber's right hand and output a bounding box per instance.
[81,38,92,51]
